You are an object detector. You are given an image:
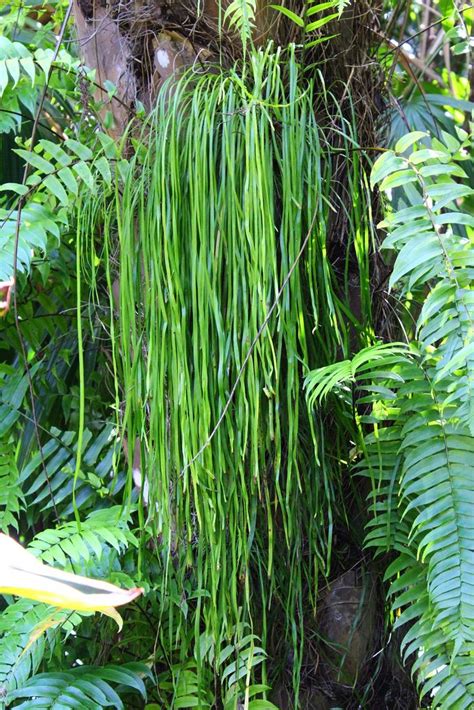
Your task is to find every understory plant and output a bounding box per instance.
[306,126,474,707]
[1,0,473,705]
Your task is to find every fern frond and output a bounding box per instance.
[0,599,82,696]
[0,37,79,98]
[0,135,117,280]
[0,437,23,533]
[307,130,474,706]
[6,662,152,709]
[373,129,474,433]
[28,506,137,572]
[224,0,257,46]
[0,508,138,694]
[19,424,123,521]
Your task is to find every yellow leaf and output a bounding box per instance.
[0,534,143,627]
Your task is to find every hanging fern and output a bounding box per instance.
[305,128,474,708]
[69,46,375,700]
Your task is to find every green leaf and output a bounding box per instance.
[389,236,442,287]
[305,0,339,17]
[94,156,112,186]
[419,164,467,178]
[21,56,35,85]
[0,182,28,196]
[305,11,339,31]
[370,152,407,189]
[395,131,428,154]
[409,148,449,164]
[379,169,417,191]
[0,62,9,93]
[425,183,473,201]
[73,161,95,190]
[270,5,304,26]
[43,174,69,206]
[58,166,79,196]
[5,57,20,87]
[15,149,54,174]
[65,139,94,161]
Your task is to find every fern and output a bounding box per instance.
[19,423,124,521]
[5,662,152,709]
[0,36,78,135]
[305,129,474,708]
[0,599,82,698]
[224,0,257,47]
[0,38,78,97]
[0,135,118,280]
[270,0,350,46]
[0,437,22,533]
[27,506,138,570]
[0,365,31,532]
[0,509,138,696]
[195,625,278,709]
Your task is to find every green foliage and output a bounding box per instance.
[0,436,22,533]
[0,364,30,531]
[0,0,471,705]
[306,129,474,707]
[19,424,124,521]
[79,46,373,701]
[0,509,138,699]
[27,506,137,568]
[271,0,350,46]
[0,599,61,697]
[224,0,257,48]
[382,0,473,170]
[0,135,118,280]
[0,36,78,98]
[6,662,152,709]
[0,12,79,135]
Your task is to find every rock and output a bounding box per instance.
[317,569,377,688]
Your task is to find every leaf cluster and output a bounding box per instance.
[306,127,474,708]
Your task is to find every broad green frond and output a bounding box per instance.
[0,599,82,696]
[27,506,137,570]
[5,662,152,709]
[0,510,138,695]
[0,436,22,532]
[0,136,116,280]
